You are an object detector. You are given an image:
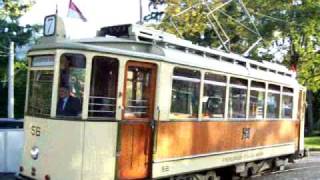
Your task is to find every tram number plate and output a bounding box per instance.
[31,126,41,136]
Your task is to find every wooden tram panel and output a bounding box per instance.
[118,122,152,179]
[154,120,299,160]
[118,61,157,179]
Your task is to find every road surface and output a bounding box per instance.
[1,152,319,180]
[250,151,320,180]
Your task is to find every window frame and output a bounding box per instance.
[122,61,157,120]
[228,77,248,120]
[266,84,281,120]
[170,67,201,120]
[201,72,227,120]
[248,80,266,120]
[281,86,294,120]
[54,52,87,120]
[88,56,120,120]
[26,54,56,118]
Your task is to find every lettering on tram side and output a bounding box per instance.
[242,128,251,140]
[31,126,41,136]
[161,165,170,173]
[222,151,264,163]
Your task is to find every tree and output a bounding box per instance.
[148,0,320,132]
[0,0,40,118]
[151,0,320,90]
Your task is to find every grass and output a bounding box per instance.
[305,136,320,150]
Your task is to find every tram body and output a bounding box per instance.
[19,17,306,180]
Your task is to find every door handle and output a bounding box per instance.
[153,106,160,154]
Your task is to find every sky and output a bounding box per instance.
[20,0,150,38]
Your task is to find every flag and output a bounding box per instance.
[67,0,87,22]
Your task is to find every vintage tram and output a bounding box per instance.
[18,15,306,180]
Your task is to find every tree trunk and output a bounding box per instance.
[306,90,314,135]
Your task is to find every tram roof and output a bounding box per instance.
[29,24,299,87]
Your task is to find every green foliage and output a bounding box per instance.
[0,0,39,118]
[155,0,320,91]
[0,61,27,118]
[305,136,320,150]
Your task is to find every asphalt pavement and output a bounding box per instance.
[1,152,320,180]
[250,151,320,180]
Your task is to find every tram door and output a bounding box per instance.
[297,90,306,151]
[118,61,157,179]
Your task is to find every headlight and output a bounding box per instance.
[30,146,40,160]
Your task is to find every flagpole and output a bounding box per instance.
[56,4,58,15]
[139,0,143,24]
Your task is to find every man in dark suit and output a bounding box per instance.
[57,86,81,116]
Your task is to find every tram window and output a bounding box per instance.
[27,70,53,116]
[259,67,267,71]
[221,57,234,63]
[202,73,226,119]
[124,65,154,119]
[270,69,276,73]
[204,73,226,83]
[56,53,86,117]
[283,87,294,93]
[266,84,280,119]
[170,68,200,119]
[282,95,293,119]
[228,77,247,119]
[250,64,258,69]
[249,81,265,119]
[282,87,294,119]
[235,60,246,67]
[89,57,118,118]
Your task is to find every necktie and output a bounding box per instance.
[62,98,67,110]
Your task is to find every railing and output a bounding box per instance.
[89,96,116,117]
[125,99,149,115]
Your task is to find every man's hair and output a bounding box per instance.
[60,86,71,91]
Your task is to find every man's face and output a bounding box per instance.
[59,88,69,98]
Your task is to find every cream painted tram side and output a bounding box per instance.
[19,17,306,180]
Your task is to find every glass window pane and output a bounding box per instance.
[171,80,200,118]
[89,56,118,118]
[251,81,265,89]
[202,84,225,118]
[204,72,226,83]
[228,87,247,118]
[283,87,293,93]
[124,66,151,119]
[249,90,265,119]
[173,68,200,79]
[267,93,280,118]
[230,77,247,86]
[282,95,293,118]
[171,68,200,119]
[269,84,280,91]
[57,53,86,117]
[27,70,53,116]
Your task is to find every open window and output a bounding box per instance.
[89,56,119,118]
[56,53,86,118]
[170,68,200,119]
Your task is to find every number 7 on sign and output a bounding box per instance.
[44,15,56,36]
